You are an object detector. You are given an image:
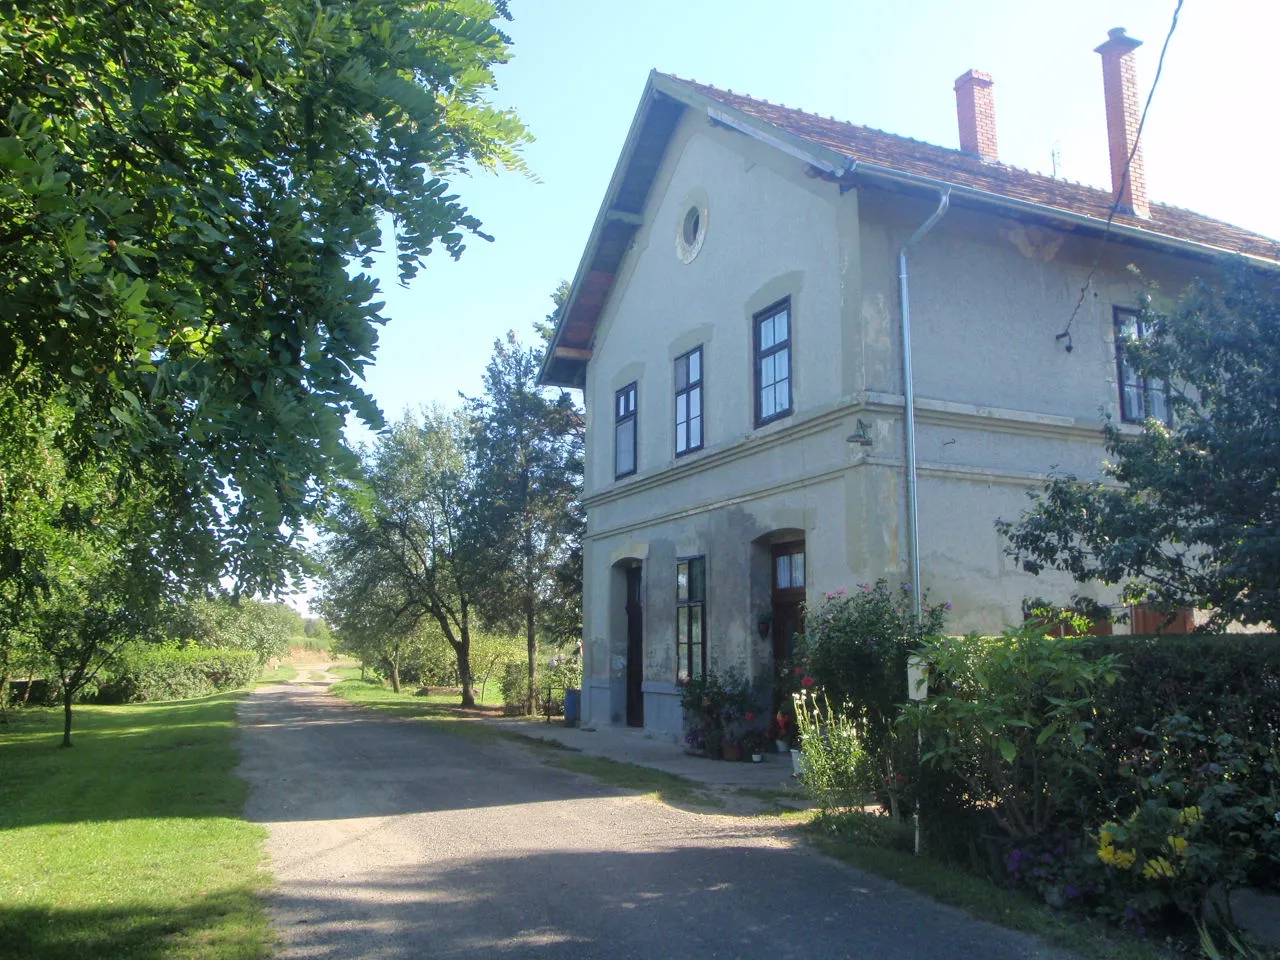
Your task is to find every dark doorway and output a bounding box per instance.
[625,565,644,728]
[771,541,806,665]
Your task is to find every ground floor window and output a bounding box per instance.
[676,556,706,681]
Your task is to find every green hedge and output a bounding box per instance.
[1086,633,1280,748]
[97,644,258,703]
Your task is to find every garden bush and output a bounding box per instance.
[794,689,880,814]
[902,627,1280,931]
[797,581,949,816]
[1085,634,1280,758]
[906,626,1122,844]
[96,643,258,703]
[500,661,530,715]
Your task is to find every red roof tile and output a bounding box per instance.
[663,74,1280,263]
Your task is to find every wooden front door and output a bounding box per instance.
[625,565,644,728]
[771,541,806,664]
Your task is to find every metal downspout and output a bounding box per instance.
[898,189,951,618]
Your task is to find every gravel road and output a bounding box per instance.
[238,673,1076,960]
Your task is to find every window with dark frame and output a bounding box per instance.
[1114,307,1170,425]
[675,556,706,682]
[674,346,703,456]
[754,299,792,426]
[614,382,637,478]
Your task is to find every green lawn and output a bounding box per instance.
[0,695,272,960]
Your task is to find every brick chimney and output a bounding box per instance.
[1095,28,1150,218]
[954,70,998,161]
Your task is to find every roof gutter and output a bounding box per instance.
[898,188,951,619]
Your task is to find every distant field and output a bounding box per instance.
[0,695,271,960]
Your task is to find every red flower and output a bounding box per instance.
[801,676,815,687]
[745,711,756,722]
[793,667,804,676]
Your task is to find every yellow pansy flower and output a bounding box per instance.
[1166,835,1189,857]
[1143,856,1177,880]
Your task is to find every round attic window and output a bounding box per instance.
[675,203,707,263]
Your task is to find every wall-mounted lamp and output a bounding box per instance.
[846,418,874,447]
[757,613,772,641]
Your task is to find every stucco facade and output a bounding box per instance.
[542,73,1279,742]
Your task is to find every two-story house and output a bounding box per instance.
[538,29,1280,741]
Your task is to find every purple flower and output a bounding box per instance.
[943,601,953,611]
[1065,885,1081,899]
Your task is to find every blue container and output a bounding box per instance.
[563,688,581,726]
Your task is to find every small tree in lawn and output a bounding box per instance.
[315,409,483,704]
[1000,261,1280,629]
[464,322,583,713]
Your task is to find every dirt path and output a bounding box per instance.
[238,682,1076,960]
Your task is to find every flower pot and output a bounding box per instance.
[774,739,789,754]
[751,753,764,763]
[722,741,743,762]
[790,747,803,778]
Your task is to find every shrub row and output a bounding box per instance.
[96,644,259,703]
[795,588,1280,934]
[1087,633,1280,750]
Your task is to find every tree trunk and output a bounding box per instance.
[525,595,536,716]
[61,686,74,748]
[457,604,475,708]
[0,673,8,722]
[389,646,401,693]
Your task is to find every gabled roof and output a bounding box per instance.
[540,72,1280,388]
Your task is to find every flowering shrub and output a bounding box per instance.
[793,689,879,814]
[1087,715,1280,925]
[798,580,948,813]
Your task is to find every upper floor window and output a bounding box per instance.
[1114,307,1169,425]
[754,299,792,426]
[674,346,703,456]
[615,382,637,478]
[676,556,706,682]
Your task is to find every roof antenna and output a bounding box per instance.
[1050,142,1062,179]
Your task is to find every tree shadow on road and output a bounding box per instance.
[264,845,1067,960]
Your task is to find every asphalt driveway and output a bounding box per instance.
[238,676,1076,960]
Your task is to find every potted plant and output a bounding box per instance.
[765,710,792,753]
[742,730,765,763]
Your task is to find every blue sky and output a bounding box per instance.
[351,0,1280,437]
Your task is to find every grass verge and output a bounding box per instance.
[0,695,271,960]
[804,816,1167,960]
